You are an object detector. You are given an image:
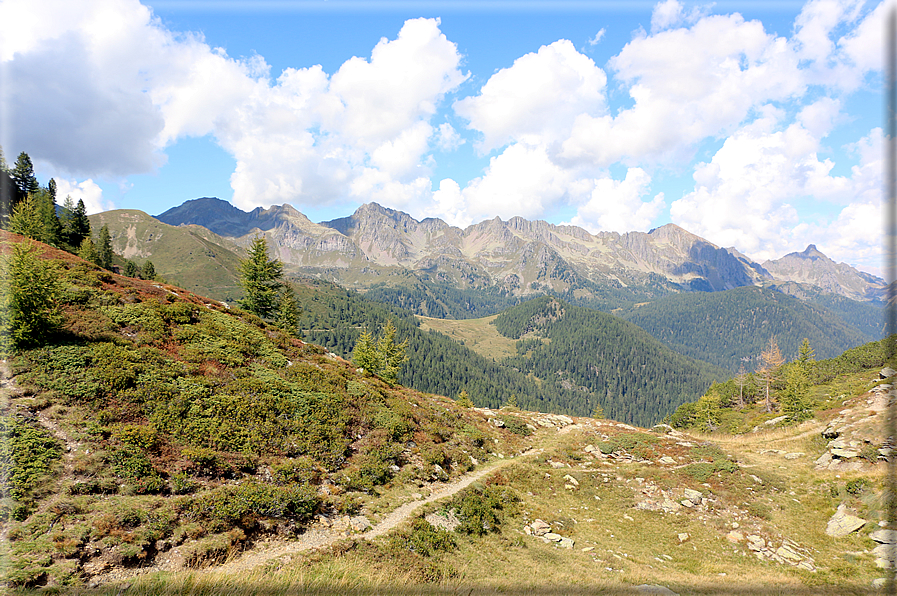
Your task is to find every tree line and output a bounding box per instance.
[0,147,157,281]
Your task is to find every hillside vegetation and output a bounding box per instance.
[619,286,874,372]
[0,233,529,589]
[293,279,590,415]
[492,297,728,426]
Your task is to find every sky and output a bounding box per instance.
[0,0,888,275]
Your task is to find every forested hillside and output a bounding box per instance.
[619,286,871,372]
[293,279,589,415]
[492,297,728,426]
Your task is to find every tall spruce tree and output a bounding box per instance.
[238,236,283,319]
[77,237,99,266]
[10,152,38,208]
[97,225,114,270]
[142,260,156,280]
[69,199,91,247]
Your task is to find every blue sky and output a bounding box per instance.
[0,0,886,274]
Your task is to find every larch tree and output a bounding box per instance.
[758,336,785,413]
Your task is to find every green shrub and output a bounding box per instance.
[110,446,164,493]
[112,424,158,451]
[0,415,63,502]
[680,460,739,482]
[182,483,319,531]
[0,242,63,353]
[846,478,871,495]
[169,472,198,495]
[453,482,520,536]
[271,457,319,485]
[597,432,658,457]
[372,408,412,442]
[400,518,457,556]
[499,414,532,436]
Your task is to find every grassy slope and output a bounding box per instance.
[0,232,530,589]
[415,314,519,360]
[88,210,245,302]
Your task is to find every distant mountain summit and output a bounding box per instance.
[148,199,884,306]
[762,244,884,303]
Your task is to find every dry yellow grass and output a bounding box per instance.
[416,315,519,360]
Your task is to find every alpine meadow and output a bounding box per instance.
[1,0,894,594]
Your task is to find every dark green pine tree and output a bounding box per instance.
[10,152,39,208]
[47,178,56,202]
[97,224,114,270]
[238,236,283,319]
[69,199,91,247]
[124,260,139,278]
[142,260,156,280]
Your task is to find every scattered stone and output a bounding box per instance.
[784,452,804,460]
[677,533,689,543]
[683,488,702,503]
[531,519,551,536]
[349,516,372,532]
[651,424,674,434]
[873,578,888,589]
[634,584,679,595]
[658,456,676,465]
[563,474,580,486]
[489,418,505,427]
[558,537,575,549]
[822,426,840,439]
[543,532,563,542]
[747,535,765,550]
[880,367,896,379]
[548,460,567,469]
[749,475,763,484]
[831,448,860,459]
[776,544,803,562]
[871,529,897,544]
[582,546,595,552]
[680,499,695,508]
[425,510,461,532]
[584,444,597,453]
[726,531,744,543]
[825,504,866,537]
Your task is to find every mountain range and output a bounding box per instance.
[151,198,884,307]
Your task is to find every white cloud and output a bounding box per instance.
[568,168,666,233]
[669,120,873,263]
[587,29,606,46]
[651,0,685,32]
[561,13,804,167]
[434,123,464,152]
[454,39,607,154]
[459,143,581,222]
[223,17,467,210]
[55,178,109,214]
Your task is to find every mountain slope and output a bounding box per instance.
[492,297,728,426]
[89,209,245,301]
[619,286,872,372]
[0,230,528,588]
